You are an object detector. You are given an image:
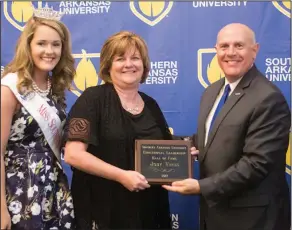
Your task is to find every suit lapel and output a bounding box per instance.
[204,89,245,153]
[200,65,257,162]
[198,79,224,161]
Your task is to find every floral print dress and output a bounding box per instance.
[4,94,75,230]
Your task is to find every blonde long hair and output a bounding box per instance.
[2,16,75,109]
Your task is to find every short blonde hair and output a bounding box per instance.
[99,31,150,83]
[3,16,75,109]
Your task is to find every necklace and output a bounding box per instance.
[124,105,140,113]
[122,98,141,113]
[32,78,51,97]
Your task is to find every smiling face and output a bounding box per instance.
[30,25,62,76]
[99,31,150,85]
[215,23,259,82]
[109,47,144,88]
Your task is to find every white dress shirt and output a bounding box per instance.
[204,77,243,146]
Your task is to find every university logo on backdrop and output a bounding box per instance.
[197,48,224,88]
[3,1,42,31]
[71,50,103,97]
[3,1,111,31]
[267,0,291,177]
[130,1,173,26]
[286,134,291,176]
[272,1,291,18]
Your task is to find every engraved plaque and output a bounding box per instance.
[135,140,192,184]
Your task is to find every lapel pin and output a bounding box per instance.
[235,92,241,96]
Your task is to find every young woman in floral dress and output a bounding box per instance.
[1,9,75,230]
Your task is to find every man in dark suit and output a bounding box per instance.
[163,23,291,230]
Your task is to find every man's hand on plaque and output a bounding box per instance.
[119,170,150,192]
[184,137,199,159]
[162,178,200,195]
[190,146,199,156]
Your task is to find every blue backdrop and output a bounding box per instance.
[1,1,291,229]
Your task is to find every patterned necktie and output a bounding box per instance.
[209,84,231,132]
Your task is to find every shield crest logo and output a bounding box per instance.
[272,1,291,18]
[197,48,225,88]
[286,133,291,176]
[3,1,42,31]
[129,1,173,26]
[72,51,102,97]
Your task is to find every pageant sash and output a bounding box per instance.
[1,73,64,163]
